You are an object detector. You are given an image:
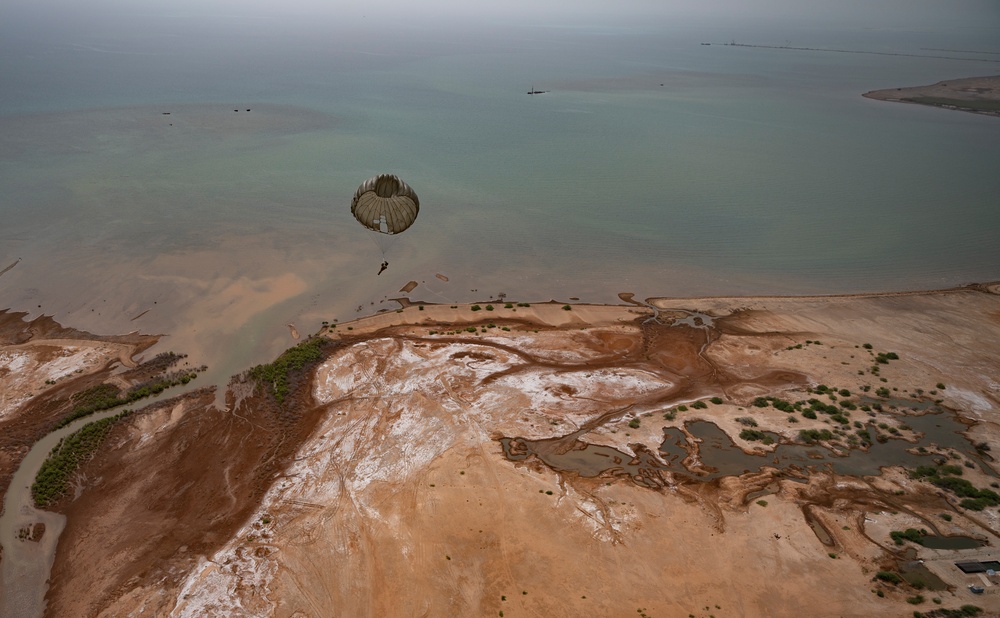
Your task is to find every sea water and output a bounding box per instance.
[1,3,998,383]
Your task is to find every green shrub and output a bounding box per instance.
[248,337,328,404]
[471,305,482,311]
[33,411,132,507]
[628,419,640,429]
[710,396,724,405]
[890,528,927,546]
[740,429,774,445]
[56,357,192,428]
[772,398,794,412]
[932,476,1000,505]
[690,401,708,409]
[736,416,758,427]
[799,429,834,444]
[875,571,902,584]
[960,498,992,511]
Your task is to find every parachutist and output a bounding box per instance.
[378,261,389,275]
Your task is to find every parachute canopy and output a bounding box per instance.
[351,174,419,235]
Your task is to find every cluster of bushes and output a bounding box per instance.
[739,429,774,445]
[799,428,834,444]
[890,528,928,546]
[875,571,902,584]
[784,339,823,350]
[753,394,853,419]
[910,463,998,509]
[33,411,131,507]
[911,464,963,479]
[932,477,1000,511]
[64,383,120,414]
[752,396,795,412]
[56,369,197,429]
[248,337,329,404]
[913,606,982,618]
[875,351,900,364]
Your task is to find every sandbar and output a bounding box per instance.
[863,75,1000,117]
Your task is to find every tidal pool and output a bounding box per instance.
[500,403,993,484]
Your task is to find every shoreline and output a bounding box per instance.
[317,280,1000,339]
[863,75,1000,117]
[3,282,1000,616]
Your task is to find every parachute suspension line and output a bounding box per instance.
[365,229,387,259]
[367,229,392,275]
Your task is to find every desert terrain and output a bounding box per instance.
[2,285,1000,617]
[863,75,1000,117]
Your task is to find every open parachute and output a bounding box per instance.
[351,174,419,235]
[351,174,419,274]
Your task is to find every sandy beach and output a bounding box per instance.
[1,284,999,616]
[863,75,1000,117]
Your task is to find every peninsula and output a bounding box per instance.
[863,75,1000,117]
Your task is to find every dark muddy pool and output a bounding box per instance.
[500,404,993,484]
[919,535,985,550]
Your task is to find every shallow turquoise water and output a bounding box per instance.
[1,5,998,380]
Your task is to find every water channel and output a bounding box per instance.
[0,390,186,618]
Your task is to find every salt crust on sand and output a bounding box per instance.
[0,346,105,419]
[170,335,673,614]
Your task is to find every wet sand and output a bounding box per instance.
[863,75,1000,117]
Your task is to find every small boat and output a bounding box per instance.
[527,85,547,95]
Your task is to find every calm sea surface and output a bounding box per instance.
[1,6,998,382]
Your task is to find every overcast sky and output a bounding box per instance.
[4,0,999,30]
